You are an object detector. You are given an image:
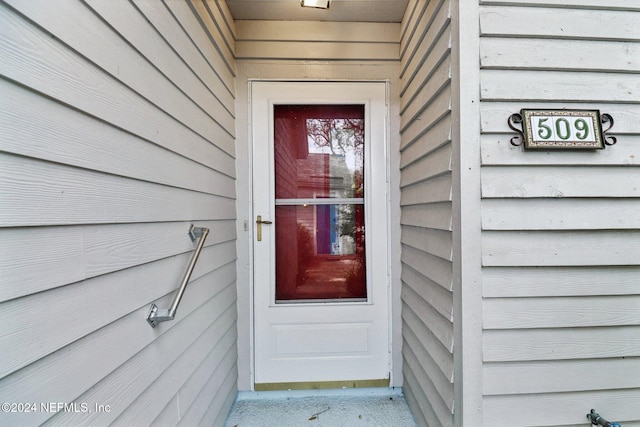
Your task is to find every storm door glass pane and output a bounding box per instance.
[274,105,366,301]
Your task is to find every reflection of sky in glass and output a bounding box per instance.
[306,119,363,173]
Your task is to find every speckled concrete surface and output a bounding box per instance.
[224,388,417,427]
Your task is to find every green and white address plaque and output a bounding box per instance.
[508,109,616,150]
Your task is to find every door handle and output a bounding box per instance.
[256,215,272,241]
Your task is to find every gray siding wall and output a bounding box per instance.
[479,1,640,425]
[399,1,455,426]
[0,1,238,425]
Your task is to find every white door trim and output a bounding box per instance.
[249,80,392,387]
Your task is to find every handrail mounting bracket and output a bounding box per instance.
[188,224,207,242]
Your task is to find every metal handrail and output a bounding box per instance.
[146,224,210,328]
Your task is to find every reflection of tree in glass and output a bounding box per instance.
[307,117,365,260]
[306,118,364,161]
[339,171,364,239]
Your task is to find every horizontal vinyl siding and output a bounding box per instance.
[479,2,640,426]
[399,1,454,426]
[0,1,237,426]
[235,20,400,61]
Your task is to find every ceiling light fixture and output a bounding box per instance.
[300,0,330,9]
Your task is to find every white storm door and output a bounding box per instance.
[252,81,390,386]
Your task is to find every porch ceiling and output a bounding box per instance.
[225,0,410,23]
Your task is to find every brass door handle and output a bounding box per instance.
[256,215,272,241]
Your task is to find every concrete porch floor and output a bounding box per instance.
[224,388,417,427]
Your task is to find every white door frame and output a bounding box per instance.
[248,80,393,388]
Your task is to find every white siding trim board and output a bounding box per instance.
[450,0,485,424]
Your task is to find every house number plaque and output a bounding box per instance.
[508,109,616,150]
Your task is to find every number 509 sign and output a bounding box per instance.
[521,110,605,150]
